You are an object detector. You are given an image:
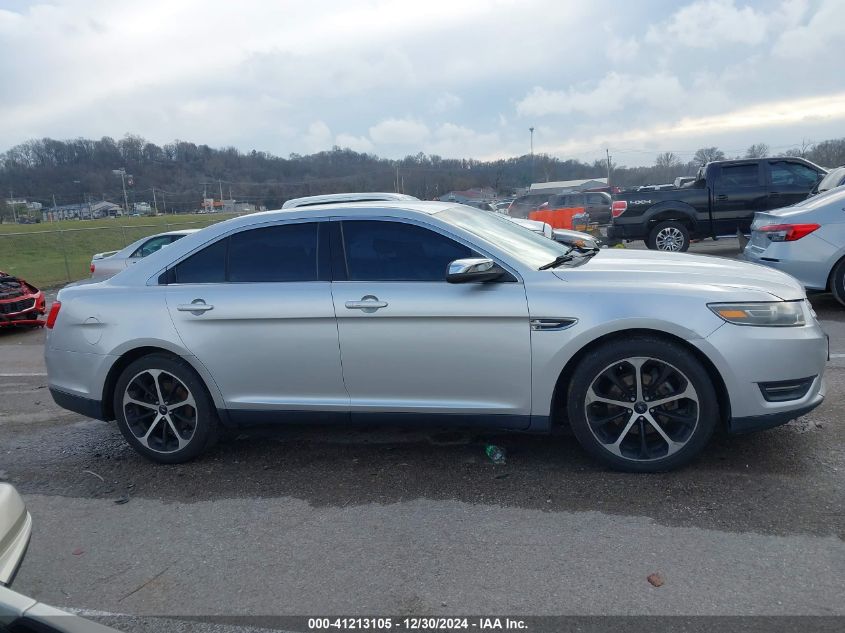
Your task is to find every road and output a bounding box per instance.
[1,240,843,631]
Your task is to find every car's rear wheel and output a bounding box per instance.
[647,220,690,252]
[830,257,845,307]
[114,354,219,463]
[566,337,718,472]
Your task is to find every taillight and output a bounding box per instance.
[759,223,820,242]
[90,263,95,274]
[46,301,61,329]
[611,200,627,218]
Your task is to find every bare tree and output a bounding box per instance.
[693,147,725,166]
[744,143,770,158]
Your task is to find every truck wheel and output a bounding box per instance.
[647,221,690,252]
[566,336,718,472]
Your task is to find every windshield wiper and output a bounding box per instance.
[539,253,574,270]
[539,246,600,270]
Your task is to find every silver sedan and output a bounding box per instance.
[46,200,827,472]
[744,186,845,306]
[89,229,197,280]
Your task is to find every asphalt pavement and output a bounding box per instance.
[1,239,843,631]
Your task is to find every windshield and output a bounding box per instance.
[817,167,845,192]
[438,206,569,268]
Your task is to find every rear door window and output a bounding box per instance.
[228,223,319,282]
[173,238,227,284]
[720,164,760,187]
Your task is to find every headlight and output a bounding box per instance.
[708,301,805,327]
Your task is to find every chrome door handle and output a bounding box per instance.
[345,295,388,312]
[177,300,214,313]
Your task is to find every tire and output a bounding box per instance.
[566,336,718,472]
[647,220,690,252]
[831,257,845,307]
[113,353,219,464]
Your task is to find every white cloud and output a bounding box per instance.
[646,0,768,47]
[335,133,374,153]
[516,72,686,118]
[605,36,639,63]
[432,93,462,113]
[303,121,332,152]
[368,118,430,145]
[424,123,501,158]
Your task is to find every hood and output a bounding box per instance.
[553,249,805,301]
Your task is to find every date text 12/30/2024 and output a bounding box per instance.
[308,617,528,630]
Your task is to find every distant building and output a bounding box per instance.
[48,200,122,220]
[133,202,152,215]
[529,178,608,194]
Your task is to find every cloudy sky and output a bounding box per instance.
[0,0,843,166]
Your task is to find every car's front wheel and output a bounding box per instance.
[647,220,690,252]
[566,337,718,472]
[114,354,219,463]
[830,257,845,307]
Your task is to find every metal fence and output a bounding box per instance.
[0,215,240,288]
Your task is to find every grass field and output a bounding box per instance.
[0,213,241,287]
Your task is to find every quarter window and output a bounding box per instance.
[341,220,476,282]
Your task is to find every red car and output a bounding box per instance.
[0,271,46,327]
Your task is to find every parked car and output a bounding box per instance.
[0,271,46,328]
[507,193,549,219]
[0,483,118,632]
[506,216,554,239]
[609,157,826,251]
[743,186,845,306]
[809,165,845,197]
[536,192,612,226]
[90,229,198,280]
[45,197,827,472]
[552,228,602,250]
[283,192,418,208]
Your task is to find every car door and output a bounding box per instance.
[585,193,610,224]
[331,217,532,428]
[712,162,768,234]
[165,220,348,421]
[767,160,823,208]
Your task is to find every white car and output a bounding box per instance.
[744,186,845,305]
[90,229,198,280]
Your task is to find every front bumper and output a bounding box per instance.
[694,314,828,430]
[0,291,46,327]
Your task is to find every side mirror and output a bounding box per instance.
[446,258,506,283]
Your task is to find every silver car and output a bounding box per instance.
[744,186,845,306]
[90,229,198,280]
[46,200,827,472]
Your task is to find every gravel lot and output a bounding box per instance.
[1,238,843,630]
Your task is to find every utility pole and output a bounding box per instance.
[8,189,16,224]
[161,193,166,215]
[606,148,612,189]
[152,187,158,215]
[112,169,130,216]
[529,127,535,186]
[52,194,57,223]
[219,180,224,205]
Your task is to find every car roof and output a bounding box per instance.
[281,192,419,208]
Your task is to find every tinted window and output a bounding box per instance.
[586,193,606,205]
[134,235,174,258]
[720,164,759,187]
[342,220,475,281]
[770,161,820,188]
[228,223,318,282]
[173,237,227,284]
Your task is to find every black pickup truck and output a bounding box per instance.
[607,157,826,251]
